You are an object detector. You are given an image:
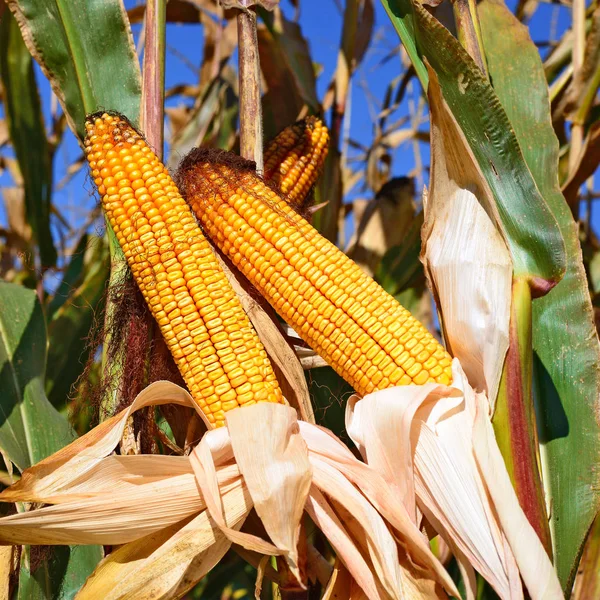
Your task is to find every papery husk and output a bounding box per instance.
[226,403,312,581]
[305,486,391,600]
[346,361,563,600]
[0,381,460,599]
[76,483,251,600]
[311,458,405,598]
[322,559,380,600]
[299,422,458,597]
[471,395,563,600]
[421,68,512,409]
[0,381,199,504]
[0,546,13,598]
[0,382,244,546]
[322,559,354,599]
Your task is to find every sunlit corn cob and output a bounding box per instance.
[177,149,453,395]
[84,112,283,427]
[263,116,329,209]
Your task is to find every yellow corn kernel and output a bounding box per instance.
[263,116,329,210]
[176,149,454,396]
[84,112,283,427]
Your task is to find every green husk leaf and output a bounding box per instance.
[381,0,566,290]
[479,1,600,591]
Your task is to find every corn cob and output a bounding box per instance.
[263,116,329,210]
[177,150,453,395]
[84,112,283,427]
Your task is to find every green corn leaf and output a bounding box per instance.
[381,0,566,290]
[0,281,74,470]
[46,234,109,409]
[0,10,56,268]
[6,0,141,139]
[0,281,103,599]
[479,1,600,591]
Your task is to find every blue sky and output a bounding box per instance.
[0,0,579,272]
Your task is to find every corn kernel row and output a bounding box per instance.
[177,151,453,395]
[263,116,329,210]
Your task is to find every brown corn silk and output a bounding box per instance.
[84,112,283,427]
[263,116,329,210]
[177,150,453,395]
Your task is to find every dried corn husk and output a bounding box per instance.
[421,68,512,409]
[0,381,459,599]
[346,361,563,600]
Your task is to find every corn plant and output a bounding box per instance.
[0,0,598,598]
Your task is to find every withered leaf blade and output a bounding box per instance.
[220,0,280,12]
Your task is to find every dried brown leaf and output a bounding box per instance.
[346,178,416,276]
[0,119,8,147]
[220,0,280,11]
[562,121,600,205]
[0,546,14,600]
[561,7,600,121]
[2,187,31,245]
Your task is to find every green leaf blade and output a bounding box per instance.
[0,10,56,268]
[382,0,567,289]
[0,282,75,470]
[478,0,600,590]
[46,235,109,409]
[0,281,103,596]
[7,0,142,139]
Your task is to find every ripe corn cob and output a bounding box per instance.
[177,150,453,395]
[84,112,283,427]
[263,116,329,210]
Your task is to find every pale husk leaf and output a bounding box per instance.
[422,69,512,408]
[346,361,561,600]
[0,546,13,599]
[322,559,353,600]
[311,457,405,598]
[76,482,252,600]
[299,422,458,597]
[0,382,242,547]
[0,458,243,546]
[226,403,312,580]
[0,381,198,503]
[321,560,372,600]
[313,457,450,599]
[191,430,282,556]
[305,486,390,600]
[471,391,564,600]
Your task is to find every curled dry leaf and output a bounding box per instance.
[76,485,250,600]
[346,360,563,600]
[220,0,280,12]
[227,404,311,580]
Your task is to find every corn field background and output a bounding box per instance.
[0,0,599,598]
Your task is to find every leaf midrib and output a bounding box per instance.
[55,0,96,115]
